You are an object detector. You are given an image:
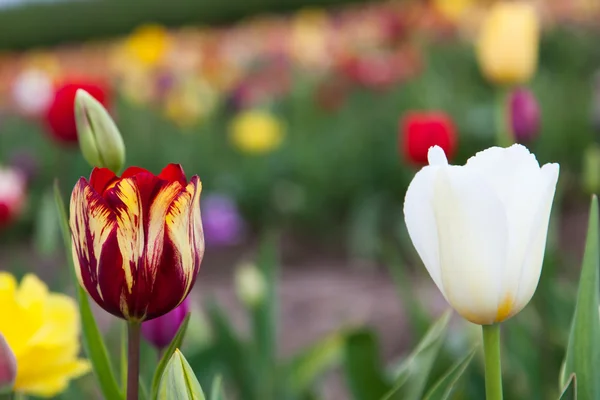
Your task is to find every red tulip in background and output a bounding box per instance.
[45,80,110,144]
[0,168,27,228]
[401,111,457,165]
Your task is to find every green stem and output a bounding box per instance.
[495,87,512,147]
[127,322,141,400]
[482,324,503,400]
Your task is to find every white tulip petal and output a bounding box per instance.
[433,166,508,325]
[428,146,449,166]
[512,163,559,313]
[404,166,444,294]
[465,144,550,318]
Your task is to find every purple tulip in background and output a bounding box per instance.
[509,87,540,143]
[141,297,190,350]
[202,194,244,246]
[9,149,38,184]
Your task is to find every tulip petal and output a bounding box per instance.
[158,164,187,186]
[89,168,117,194]
[465,145,556,320]
[70,178,117,313]
[404,165,445,295]
[512,163,559,313]
[164,177,203,296]
[433,166,508,325]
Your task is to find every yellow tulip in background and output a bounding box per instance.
[229,110,284,154]
[404,145,559,325]
[0,273,90,397]
[125,24,171,68]
[476,2,539,85]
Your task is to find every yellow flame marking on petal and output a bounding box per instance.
[146,181,183,283]
[495,295,514,322]
[70,181,115,301]
[112,178,144,294]
[165,179,203,294]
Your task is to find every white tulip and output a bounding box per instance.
[404,145,559,325]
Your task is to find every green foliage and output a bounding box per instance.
[152,314,192,399]
[158,350,206,400]
[562,196,600,400]
[559,375,577,400]
[423,346,478,400]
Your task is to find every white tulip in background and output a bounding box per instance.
[11,68,53,116]
[404,144,559,325]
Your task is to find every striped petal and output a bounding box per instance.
[69,178,118,313]
[145,176,203,319]
[103,175,184,320]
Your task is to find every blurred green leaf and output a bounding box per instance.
[559,374,577,400]
[343,329,390,400]
[562,196,600,400]
[54,182,123,400]
[252,232,279,398]
[33,189,60,255]
[287,331,345,393]
[423,346,477,400]
[158,349,205,400]
[206,302,257,399]
[151,313,191,400]
[383,310,452,400]
[210,375,225,400]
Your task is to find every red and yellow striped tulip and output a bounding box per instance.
[69,164,204,321]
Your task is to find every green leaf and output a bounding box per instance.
[151,313,191,399]
[54,182,123,400]
[562,196,600,400]
[158,349,205,400]
[206,302,257,399]
[210,375,225,400]
[423,346,477,400]
[33,189,60,256]
[559,374,577,400]
[253,232,279,362]
[287,331,345,393]
[343,329,390,400]
[251,232,279,399]
[382,310,452,400]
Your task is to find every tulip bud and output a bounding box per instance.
[158,349,205,399]
[74,89,125,173]
[509,87,540,143]
[142,297,190,350]
[234,263,266,308]
[0,333,17,394]
[476,2,539,85]
[583,144,600,195]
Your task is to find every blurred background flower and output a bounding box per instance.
[0,167,26,228]
[229,109,284,154]
[202,193,244,246]
[401,111,457,166]
[45,79,111,144]
[0,273,90,397]
[142,297,190,350]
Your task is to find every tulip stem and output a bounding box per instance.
[482,324,503,400]
[495,88,512,147]
[127,322,141,400]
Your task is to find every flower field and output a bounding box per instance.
[0,0,599,399]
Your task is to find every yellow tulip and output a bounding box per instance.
[229,110,284,154]
[476,2,539,85]
[0,273,90,397]
[125,24,171,67]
